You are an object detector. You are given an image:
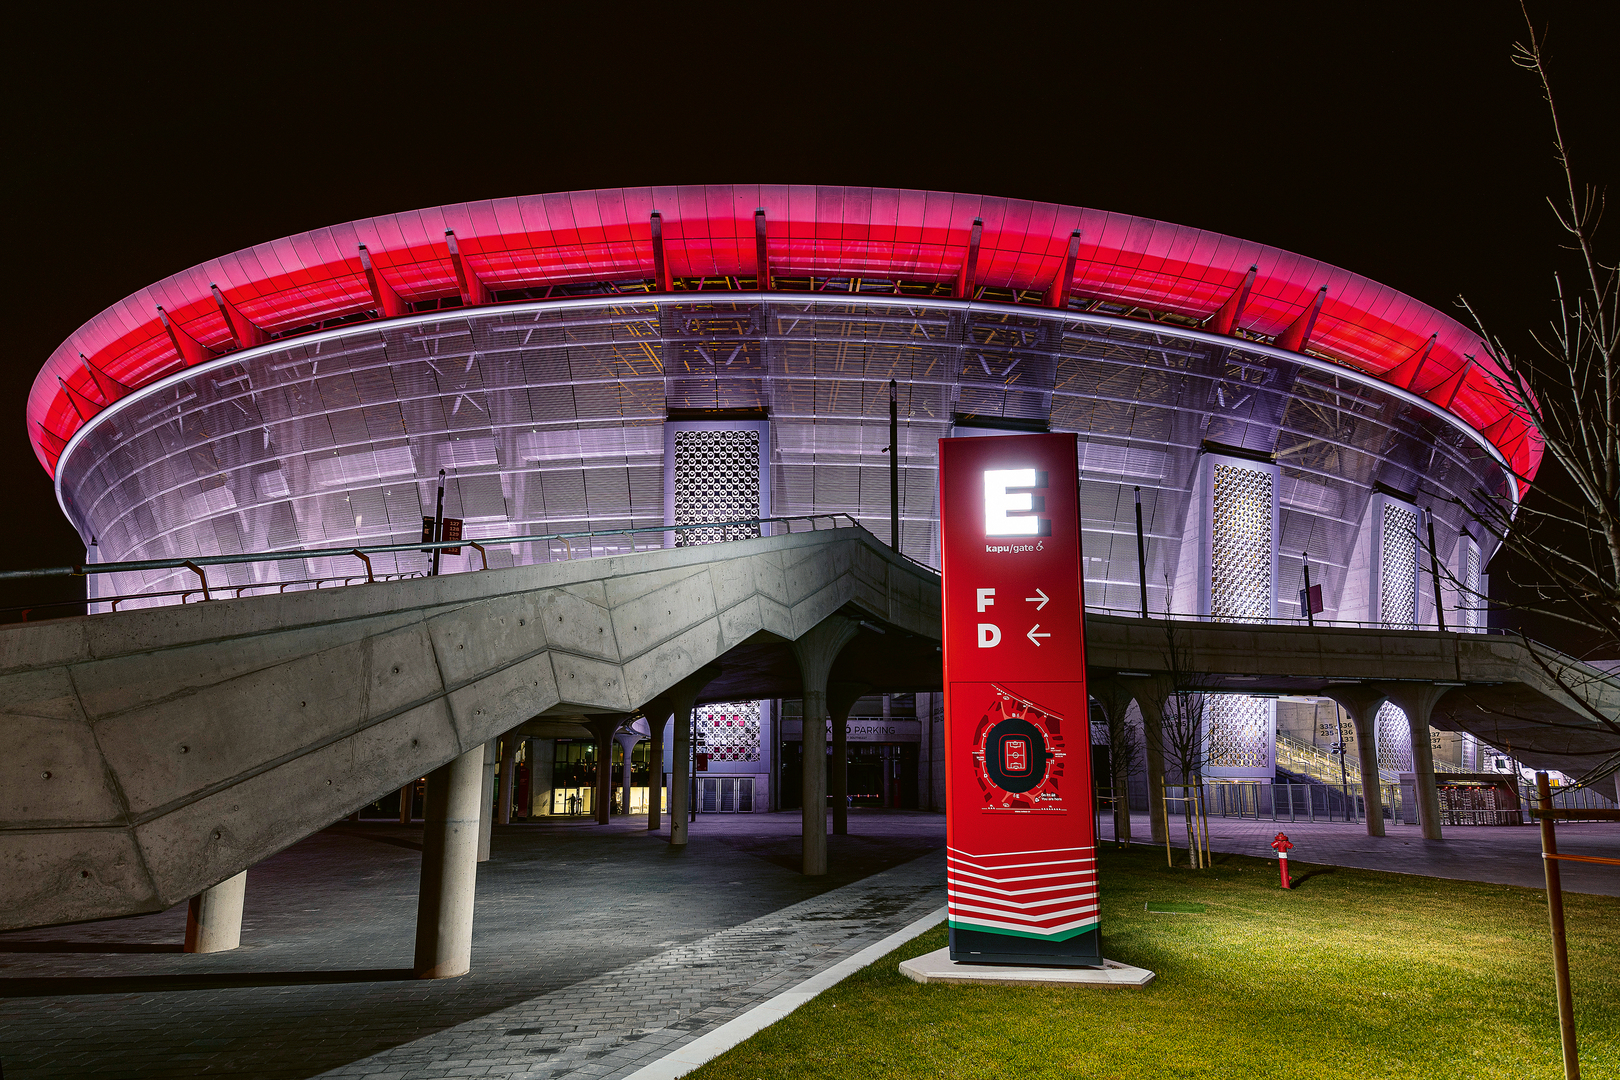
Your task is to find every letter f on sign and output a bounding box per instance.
[978,624,1001,648]
[977,588,995,612]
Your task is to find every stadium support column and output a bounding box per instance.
[587,717,623,825]
[1128,678,1171,847]
[184,871,246,953]
[1382,683,1454,840]
[1328,687,1390,837]
[828,682,869,836]
[1091,677,1136,845]
[618,731,638,813]
[643,697,671,831]
[647,666,719,846]
[477,739,497,862]
[414,744,484,979]
[792,617,859,876]
[497,735,518,825]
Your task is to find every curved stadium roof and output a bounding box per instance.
[28,185,1540,484]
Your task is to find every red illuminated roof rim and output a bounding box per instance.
[27,184,1542,485]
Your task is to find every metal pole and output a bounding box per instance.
[1335,704,1351,822]
[1426,508,1447,632]
[1134,486,1148,618]
[889,378,900,551]
[431,469,446,577]
[1302,551,1315,627]
[1537,772,1580,1079]
[689,710,698,823]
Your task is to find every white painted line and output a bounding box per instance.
[621,905,947,1080]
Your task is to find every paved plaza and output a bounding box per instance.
[2,807,1616,1079]
[0,811,945,1079]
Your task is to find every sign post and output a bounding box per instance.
[939,432,1099,966]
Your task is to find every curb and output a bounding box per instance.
[620,905,947,1080]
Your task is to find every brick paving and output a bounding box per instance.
[1102,816,1620,896]
[315,854,943,1080]
[0,810,944,1079]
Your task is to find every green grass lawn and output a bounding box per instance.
[690,846,1619,1079]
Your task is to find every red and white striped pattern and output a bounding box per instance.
[946,845,1098,937]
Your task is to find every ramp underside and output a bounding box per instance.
[0,529,941,930]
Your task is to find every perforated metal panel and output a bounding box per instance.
[671,429,762,546]
[1463,536,1482,632]
[1210,462,1274,621]
[1376,702,1413,773]
[1380,502,1419,629]
[1205,695,1274,776]
[696,702,762,762]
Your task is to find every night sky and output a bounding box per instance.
[7,5,1616,643]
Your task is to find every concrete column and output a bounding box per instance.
[587,717,621,825]
[398,781,414,824]
[1382,683,1456,840]
[671,700,692,844]
[497,736,518,825]
[1130,677,1173,846]
[1091,677,1136,846]
[184,870,246,953]
[413,744,484,979]
[477,739,497,863]
[643,698,671,831]
[828,682,869,836]
[1328,687,1391,837]
[618,733,638,813]
[641,666,719,846]
[792,616,860,876]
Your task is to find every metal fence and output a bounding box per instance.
[1122,776,1619,827]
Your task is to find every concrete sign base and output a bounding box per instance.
[899,947,1154,988]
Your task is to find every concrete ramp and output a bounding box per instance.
[0,528,940,931]
[1084,615,1620,778]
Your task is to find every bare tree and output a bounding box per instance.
[1098,696,1141,847]
[1158,612,1210,868]
[1424,9,1620,782]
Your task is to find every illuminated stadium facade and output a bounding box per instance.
[29,185,1539,810]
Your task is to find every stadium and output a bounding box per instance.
[27,184,1538,815]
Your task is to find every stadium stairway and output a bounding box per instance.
[0,526,941,930]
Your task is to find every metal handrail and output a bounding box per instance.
[0,513,872,619]
[1083,603,1506,635]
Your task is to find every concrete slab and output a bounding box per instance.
[899,946,1155,987]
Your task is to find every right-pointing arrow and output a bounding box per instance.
[1026,624,1051,646]
[1025,588,1049,610]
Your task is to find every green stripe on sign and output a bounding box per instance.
[947,917,1099,941]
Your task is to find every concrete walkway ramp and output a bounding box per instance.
[0,527,940,930]
[1085,615,1620,778]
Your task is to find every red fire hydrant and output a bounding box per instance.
[1271,832,1294,889]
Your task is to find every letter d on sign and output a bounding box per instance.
[978,623,1001,648]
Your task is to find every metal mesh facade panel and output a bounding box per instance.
[1376,702,1413,773]
[1380,502,1419,629]
[673,430,761,545]
[1463,537,1482,632]
[1210,463,1274,621]
[697,702,761,762]
[54,297,1510,611]
[1205,695,1273,773]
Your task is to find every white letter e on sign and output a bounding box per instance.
[984,469,1039,536]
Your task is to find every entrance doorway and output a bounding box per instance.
[700,777,755,812]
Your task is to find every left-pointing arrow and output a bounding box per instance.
[1026,624,1051,646]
